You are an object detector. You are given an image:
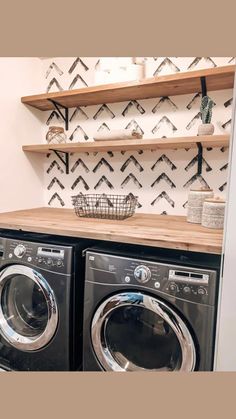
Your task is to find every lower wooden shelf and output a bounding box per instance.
[22,135,230,154]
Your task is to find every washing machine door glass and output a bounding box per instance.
[0,265,58,351]
[91,292,196,372]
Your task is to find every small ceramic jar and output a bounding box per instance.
[197,123,215,136]
[201,197,225,229]
[187,188,214,224]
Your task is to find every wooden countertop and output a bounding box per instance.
[0,207,223,254]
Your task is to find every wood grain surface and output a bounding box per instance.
[0,208,223,254]
[21,65,235,111]
[22,135,230,154]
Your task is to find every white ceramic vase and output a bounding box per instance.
[197,123,215,136]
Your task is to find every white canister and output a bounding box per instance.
[125,64,145,81]
[201,198,225,229]
[187,188,214,224]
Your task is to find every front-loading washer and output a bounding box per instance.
[83,248,220,371]
[0,232,90,371]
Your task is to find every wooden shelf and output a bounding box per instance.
[22,135,230,154]
[21,65,236,111]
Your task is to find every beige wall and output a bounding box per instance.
[0,58,45,212]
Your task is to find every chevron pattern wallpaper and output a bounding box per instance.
[41,57,234,215]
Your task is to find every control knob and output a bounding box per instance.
[134,265,151,283]
[14,244,26,258]
[183,286,191,294]
[169,283,178,292]
[197,287,207,295]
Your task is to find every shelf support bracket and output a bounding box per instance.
[200,76,207,97]
[48,99,69,131]
[50,149,69,174]
[196,142,203,176]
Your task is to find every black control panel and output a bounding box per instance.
[0,238,72,274]
[86,252,218,306]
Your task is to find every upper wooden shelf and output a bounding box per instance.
[21,65,236,111]
[22,135,230,154]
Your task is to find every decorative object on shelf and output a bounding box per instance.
[125,63,144,81]
[198,95,215,135]
[187,188,214,224]
[94,57,145,85]
[72,192,138,220]
[201,197,225,229]
[46,126,67,144]
[93,129,143,141]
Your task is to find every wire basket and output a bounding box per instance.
[72,193,138,220]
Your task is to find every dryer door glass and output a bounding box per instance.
[0,265,58,351]
[91,292,196,372]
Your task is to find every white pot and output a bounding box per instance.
[198,123,215,136]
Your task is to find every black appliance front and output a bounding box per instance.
[83,251,219,372]
[0,235,84,371]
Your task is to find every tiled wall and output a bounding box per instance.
[41,57,234,215]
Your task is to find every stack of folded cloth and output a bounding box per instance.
[94,129,143,141]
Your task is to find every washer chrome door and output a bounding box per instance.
[0,265,58,351]
[91,292,196,371]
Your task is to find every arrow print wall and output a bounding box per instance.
[42,57,232,214]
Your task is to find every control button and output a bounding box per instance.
[9,253,13,259]
[124,276,131,283]
[47,259,52,265]
[198,287,207,295]
[169,283,178,292]
[134,265,151,283]
[154,281,160,289]
[57,260,63,267]
[38,257,43,263]
[14,244,26,258]
[183,286,191,294]
[27,257,32,262]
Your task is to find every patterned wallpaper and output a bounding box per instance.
[41,57,234,215]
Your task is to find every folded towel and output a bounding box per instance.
[94,129,143,141]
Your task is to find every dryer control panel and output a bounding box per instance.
[0,238,73,274]
[86,251,218,306]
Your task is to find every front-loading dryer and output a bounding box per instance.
[0,235,84,371]
[83,249,219,371]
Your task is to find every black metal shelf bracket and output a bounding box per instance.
[196,142,203,176]
[48,99,69,131]
[200,76,207,97]
[50,149,69,174]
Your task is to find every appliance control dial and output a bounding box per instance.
[183,286,191,294]
[134,265,151,283]
[197,287,207,295]
[14,244,26,258]
[169,282,178,292]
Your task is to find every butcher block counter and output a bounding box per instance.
[0,207,223,254]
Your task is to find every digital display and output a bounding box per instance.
[191,273,203,279]
[37,247,64,259]
[175,271,189,277]
[169,269,209,284]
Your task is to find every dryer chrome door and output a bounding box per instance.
[91,292,196,371]
[0,265,58,351]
